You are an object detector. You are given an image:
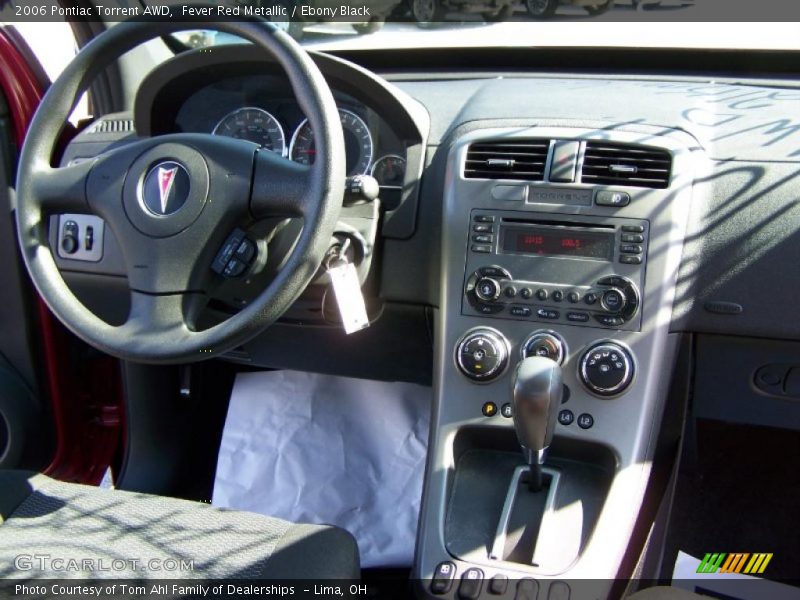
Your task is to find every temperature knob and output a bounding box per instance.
[579,341,634,396]
[456,328,510,382]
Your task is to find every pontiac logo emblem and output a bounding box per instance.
[141,161,190,216]
[157,166,178,214]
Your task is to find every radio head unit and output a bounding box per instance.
[464,211,648,331]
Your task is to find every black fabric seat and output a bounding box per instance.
[0,471,359,580]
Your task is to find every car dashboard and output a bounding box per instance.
[47,43,800,598]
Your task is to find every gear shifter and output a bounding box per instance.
[511,356,563,491]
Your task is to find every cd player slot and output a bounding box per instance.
[500,218,615,231]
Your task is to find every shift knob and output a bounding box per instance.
[511,357,563,486]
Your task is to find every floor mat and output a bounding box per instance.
[662,419,800,582]
[212,370,431,568]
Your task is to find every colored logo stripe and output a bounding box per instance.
[696,552,773,574]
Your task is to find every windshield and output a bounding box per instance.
[159,0,800,52]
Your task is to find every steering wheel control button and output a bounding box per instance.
[501,403,513,418]
[458,568,484,600]
[456,329,509,382]
[140,161,191,216]
[482,402,498,417]
[60,221,79,254]
[431,562,456,595]
[577,413,595,429]
[521,331,566,364]
[558,409,575,426]
[212,229,256,278]
[580,342,634,397]
[56,214,105,262]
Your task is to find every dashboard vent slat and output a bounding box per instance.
[87,119,135,134]
[465,140,549,181]
[581,142,671,189]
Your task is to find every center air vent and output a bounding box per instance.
[465,140,549,181]
[581,142,671,189]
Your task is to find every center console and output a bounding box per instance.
[414,126,701,599]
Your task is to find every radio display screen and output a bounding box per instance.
[501,226,613,260]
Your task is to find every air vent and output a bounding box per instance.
[465,140,549,181]
[581,142,671,189]
[87,119,135,134]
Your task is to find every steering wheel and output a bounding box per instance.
[15,18,345,364]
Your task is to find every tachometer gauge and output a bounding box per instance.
[370,154,406,188]
[212,107,286,155]
[289,109,373,177]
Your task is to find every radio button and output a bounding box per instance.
[567,312,590,323]
[475,277,502,302]
[473,224,494,233]
[520,288,533,300]
[597,276,628,287]
[620,244,643,254]
[478,266,511,278]
[536,288,549,301]
[552,290,564,302]
[584,292,598,305]
[567,291,581,303]
[621,233,644,243]
[504,286,517,298]
[475,303,504,315]
[471,244,492,253]
[473,215,495,223]
[472,234,493,244]
[620,255,642,265]
[510,305,532,317]
[596,190,631,207]
[621,224,644,233]
[537,308,560,320]
[595,315,625,327]
[601,289,626,313]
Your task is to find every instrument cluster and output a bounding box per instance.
[175,76,407,187]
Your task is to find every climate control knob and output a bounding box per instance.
[456,328,510,382]
[579,342,634,396]
[474,277,502,302]
[521,330,566,364]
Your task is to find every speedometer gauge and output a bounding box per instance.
[289,109,373,177]
[212,108,286,155]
